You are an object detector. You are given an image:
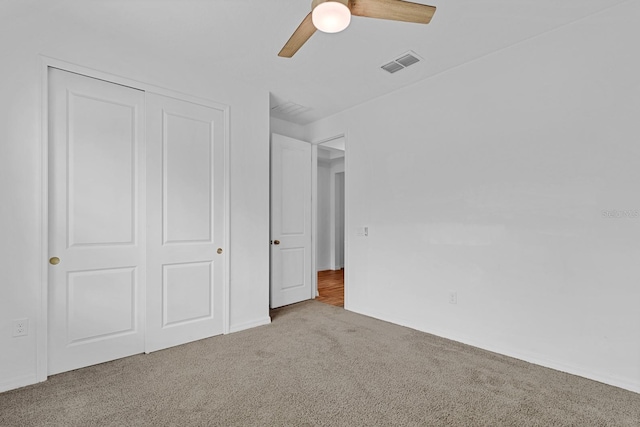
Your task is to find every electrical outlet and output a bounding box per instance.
[449,292,457,305]
[12,319,28,337]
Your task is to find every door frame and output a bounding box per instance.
[38,56,231,382]
[332,171,345,270]
[311,133,348,307]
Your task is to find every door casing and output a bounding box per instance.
[311,134,348,305]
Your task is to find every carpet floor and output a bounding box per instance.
[1,300,639,426]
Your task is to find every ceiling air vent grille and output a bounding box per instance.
[271,101,310,117]
[381,61,404,74]
[381,51,422,74]
[396,53,420,67]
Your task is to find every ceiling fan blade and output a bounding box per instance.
[278,12,317,58]
[349,0,436,24]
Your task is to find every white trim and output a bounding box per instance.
[328,164,335,270]
[38,56,232,381]
[222,106,231,334]
[313,133,348,307]
[228,317,272,334]
[312,134,344,146]
[311,144,318,298]
[41,57,226,110]
[329,161,345,271]
[37,57,49,384]
[342,132,349,309]
[0,374,39,394]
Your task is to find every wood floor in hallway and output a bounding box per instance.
[317,269,344,307]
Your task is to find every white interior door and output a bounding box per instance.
[145,93,225,352]
[48,68,146,375]
[270,133,312,308]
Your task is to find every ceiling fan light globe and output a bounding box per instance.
[312,2,351,33]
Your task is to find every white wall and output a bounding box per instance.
[316,152,345,272]
[270,117,308,141]
[330,159,345,270]
[335,172,345,269]
[317,159,332,271]
[305,2,640,393]
[0,5,269,391]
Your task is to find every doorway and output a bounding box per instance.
[315,137,345,307]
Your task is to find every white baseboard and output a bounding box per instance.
[348,306,640,394]
[504,352,640,394]
[0,373,39,393]
[317,265,343,271]
[228,316,271,334]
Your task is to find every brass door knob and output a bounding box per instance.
[217,248,223,254]
[273,240,280,245]
[49,257,60,265]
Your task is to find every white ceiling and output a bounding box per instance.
[16,0,629,124]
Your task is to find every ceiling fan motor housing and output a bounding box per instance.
[311,0,352,33]
[311,0,350,12]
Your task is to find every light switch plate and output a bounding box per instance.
[355,226,369,237]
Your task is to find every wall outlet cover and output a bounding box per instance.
[449,292,458,305]
[12,319,28,337]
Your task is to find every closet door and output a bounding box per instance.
[48,68,146,375]
[145,94,226,352]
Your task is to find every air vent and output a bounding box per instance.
[396,53,420,67]
[271,101,311,117]
[380,51,422,74]
[381,61,404,74]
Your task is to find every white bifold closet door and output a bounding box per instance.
[48,68,146,375]
[48,69,225,374]
[145,93,225,353]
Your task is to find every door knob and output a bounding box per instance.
[273,240,280,245]
[49,257,60,265]
[217,248,223,254]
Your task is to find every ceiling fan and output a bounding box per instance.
[278,0,436,58]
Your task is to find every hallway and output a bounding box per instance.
[316,269,344,307]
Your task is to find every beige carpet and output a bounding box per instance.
[1,300,639,426]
